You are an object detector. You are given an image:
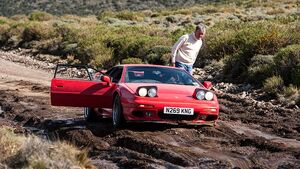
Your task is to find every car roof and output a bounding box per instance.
[120,64,182,70]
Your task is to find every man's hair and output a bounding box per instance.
[195,23,206,32]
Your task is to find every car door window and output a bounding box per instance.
[105,67,123,83]
[110,67,123,83]
[105,67,117,77]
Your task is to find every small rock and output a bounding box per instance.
[241,91,247,99]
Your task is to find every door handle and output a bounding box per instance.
[56,85,64,88]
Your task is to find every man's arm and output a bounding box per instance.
[171,35,187,66]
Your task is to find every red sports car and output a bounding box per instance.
[51,64,219,128]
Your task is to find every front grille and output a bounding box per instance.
[206,115,218,121]
[158,111,198,120]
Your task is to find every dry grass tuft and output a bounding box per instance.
[0,126,95,169]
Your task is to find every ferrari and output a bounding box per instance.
[51,64,219,128]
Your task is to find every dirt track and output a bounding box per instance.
[0,54,299,169]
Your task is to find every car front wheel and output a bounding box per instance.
[112,95,124,128]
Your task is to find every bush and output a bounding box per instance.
[145,45,170,65]
[274,44,300,86]
[116,11,144,21]
[247,55,275,85]
[29,11,53,21]
[97,11,115,20]
[10,15,28,21]
[223,52,248,82]
[0,127,95,169]
[3,23,26,47]
[278,85,299,106]
[0,16,9,25]
[263,75,284,94]
[0,24,10,44]
[201,20,300,83]
[22,22,57,41]
[203,21,288,61]
[121,57,143,64]
[106,29,171,65]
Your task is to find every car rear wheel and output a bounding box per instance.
[84,107,97,122]
[112,95,124,128]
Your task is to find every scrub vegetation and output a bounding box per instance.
[0,127,95,169]
[0,0,299,103]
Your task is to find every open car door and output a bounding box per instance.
[50,64,113,108]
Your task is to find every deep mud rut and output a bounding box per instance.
[0,57,299,169]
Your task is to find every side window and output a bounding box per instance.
[105,67,117,77]
[55,66,91,80]
[110,67,123,83]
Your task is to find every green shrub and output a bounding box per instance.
[0,16,9,25]
[0,24,10,44]
[274,44,300,86]
[29,11,53,21]
[106,28,171,65]
[169,26,194,43]
[278,85,299,106]
[247,55,275,85]
[223,52,248,82]
[97,11,115,20]
[121,57,143,64]
[3,23,26,47]
[22,22,57,41]
[10,15,28,21]
[86,43,113,67]
[201,20,299,83]
[263,75,284,94]
[145,45,170,65]
[116,11,144,21]
[203,21,287,61]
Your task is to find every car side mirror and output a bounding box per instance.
[101,75,111,86]
[203,81,213,89]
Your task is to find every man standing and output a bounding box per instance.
[171,23,206,75]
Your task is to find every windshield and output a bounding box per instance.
[125,66,200,86]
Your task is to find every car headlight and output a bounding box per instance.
[148,88,157,97]
[196,90,206,100]
[138,87,148,97]
[205,91,214,101]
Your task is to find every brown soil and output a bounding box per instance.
[0,56,299,169]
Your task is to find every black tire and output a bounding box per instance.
[84,107,97,122]
[112,95,124,128]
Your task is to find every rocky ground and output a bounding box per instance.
[0,49,299,168]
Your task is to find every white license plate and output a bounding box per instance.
[163,107,194,115]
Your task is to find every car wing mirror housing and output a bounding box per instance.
[203,81,213,89]
[101,75,111,86]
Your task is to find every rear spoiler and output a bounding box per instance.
[53,64,98,80]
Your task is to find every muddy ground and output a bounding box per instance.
[0,51,299,169]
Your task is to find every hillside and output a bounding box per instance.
[0,0,216,16]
